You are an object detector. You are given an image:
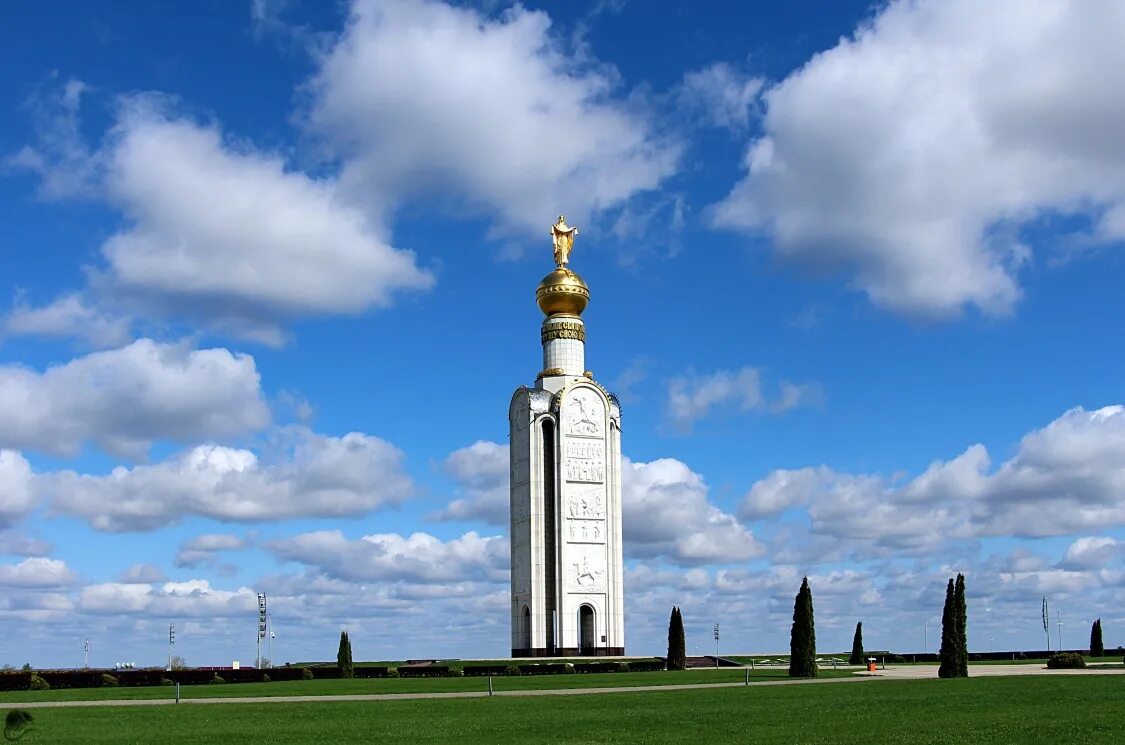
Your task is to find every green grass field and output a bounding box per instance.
[7,675,1122,744]
[0,668,851,704]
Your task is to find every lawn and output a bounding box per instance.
[7,675,1122,744]
[0,668,851,704]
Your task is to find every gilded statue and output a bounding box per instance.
[550,215,579,267]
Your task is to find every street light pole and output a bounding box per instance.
[167,623,175,672]
[1056,610,1063,652]
[84,639,89,669]
[924,619,928,654]
[1042,597,1050,653]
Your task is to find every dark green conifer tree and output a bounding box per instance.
[337,630,354,679]
[788,577,817,677]
[1090,619,1104,657]
[666,606,686,670]
[849,622,864,666]
[938,578,957,678]
[955,573,968,677]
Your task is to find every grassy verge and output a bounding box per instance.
[0,668,851,703]
[7,674,1123,744]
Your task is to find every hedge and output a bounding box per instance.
[573,662,628,674]
[462,665,509,677]
[397,666,449,678]
[351,666,389,679]
[626,659,665,672]
[517,663,573,675]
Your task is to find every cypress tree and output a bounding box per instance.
[1091,619,1104,657]
[788,577,817,677]
[849,622,864,666]
[955,573,968,677]
[938,578,956,678]
[337,630,354,679]
[667,606,686,670]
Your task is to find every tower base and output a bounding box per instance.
[512,647,625,658]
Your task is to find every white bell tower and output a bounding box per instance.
[509,216,624,657]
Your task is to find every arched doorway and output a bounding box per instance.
[521,606,531,651]
[578,605,595,654]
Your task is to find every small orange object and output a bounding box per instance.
[867,661,877,672]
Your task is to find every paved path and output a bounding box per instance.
[10,676,873,709]
[10,664,1124,709]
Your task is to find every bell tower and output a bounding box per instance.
[509,216,625,657]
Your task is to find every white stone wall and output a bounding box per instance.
[543,337,584,376]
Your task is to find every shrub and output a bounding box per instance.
[28,674,50,691]
[462,665,508,677]
[444,668,464,677]
[301,668,314,681]
[505,664,521,676]
[617,662,630,673]
[100,674,119,687]
[161,678,174,686]
[261,673,271,683]
[627,660,666,672]
[385,668,400,678]
[1047,653,1085,669]
[212,674,226,684]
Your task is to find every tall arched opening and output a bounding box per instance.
[578,604,596,655]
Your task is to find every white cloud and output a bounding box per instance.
[7,78,100,199]
[0,531,50,557]
[118,563,166,584]
[665,367,817,433]
[306,0,679,234]
[678,63,763,131]
[0,451,37,529]
[0,339,269,458]
[712,0,1125,316]
[623,457,763,565]
[3,294,132,349]
[1060,537,1122,570]
[77,579,257,617]
[268,529,508,584]
[175,533,249,568]
[740,405,1125,547]
[431,440,509,525]
[0,557,76,588]
[13,87,433,340]
[99,101,433,334]
[44,427,413,532]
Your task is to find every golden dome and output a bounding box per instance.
[536,267,589,316]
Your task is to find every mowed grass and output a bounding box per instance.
[10,675,1123,744]
[0,668,849,703]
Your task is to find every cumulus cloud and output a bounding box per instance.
[174,533,250,569]
[623,457,762,565]
[0,531,50,557]
[712,0,1125,316]
[1059,537,1122,571]
[305,0,679,234]
[267,530,508,584]
[118,563,167,584]
[431,440,509,526]
[0,339,269,458]
[665,367,817,433]
[0,557,76,588]
[44,427,413,531]
[0,451,37,529]
[12,86,433,340]
[3,294,132,349]
[77,579,257,617]
[740,405,1125,548]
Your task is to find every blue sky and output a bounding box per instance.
[1,0,1124,667]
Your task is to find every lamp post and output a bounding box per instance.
[1042,597,1050,653]
[167,623,175,672]
[1056,610,1063,652]
[84,639,89,669]
[713,623,720,667]
[257,593,267,668]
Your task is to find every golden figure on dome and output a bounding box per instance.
[550,215,579,267]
